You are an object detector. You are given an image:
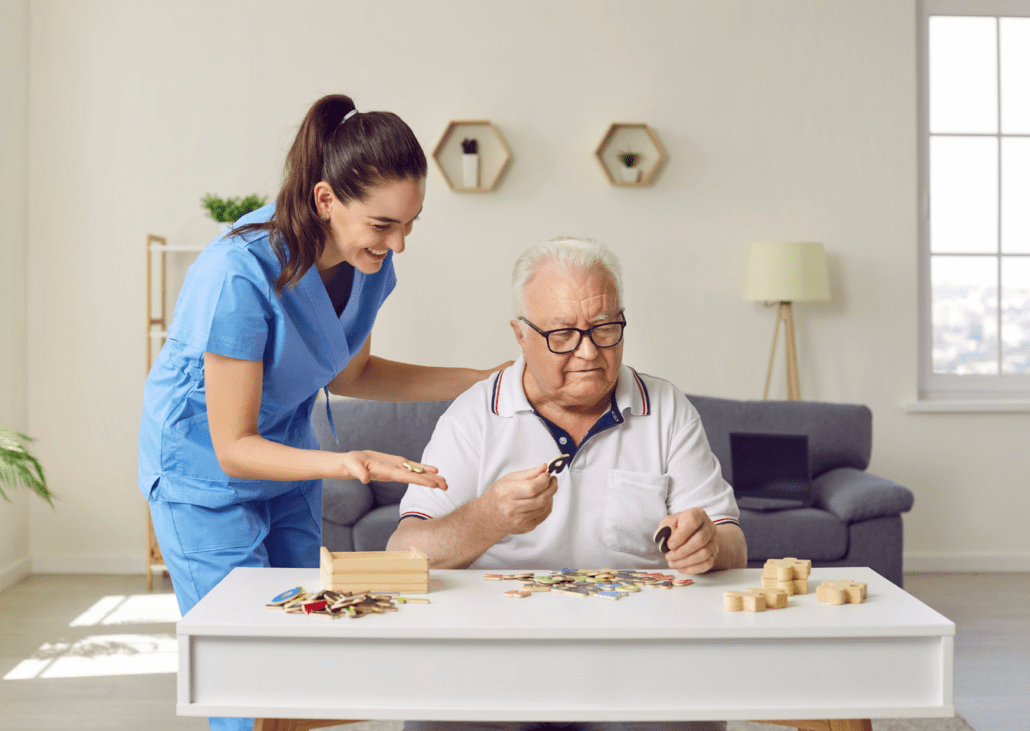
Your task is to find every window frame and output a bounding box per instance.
[918,0,1030,401]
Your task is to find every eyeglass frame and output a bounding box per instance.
[518,312,627,354]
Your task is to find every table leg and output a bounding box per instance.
[253,720,365,731]
[750,721,873,731]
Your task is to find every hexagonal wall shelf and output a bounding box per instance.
[433,120,512,192]
[595,123,666,186]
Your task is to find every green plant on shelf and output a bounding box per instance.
[201,193,268,223]
[618,151,640,168]
[0,426,53,506]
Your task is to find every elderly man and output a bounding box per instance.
[390,237,745,581]
[391,239,741,731]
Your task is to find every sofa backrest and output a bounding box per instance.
[685,394,872,482]
[312,398,453,507]
[311,394,873,504]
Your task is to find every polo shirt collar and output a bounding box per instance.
[491,356,650,418]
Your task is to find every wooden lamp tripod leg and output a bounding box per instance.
[763,301,801,401]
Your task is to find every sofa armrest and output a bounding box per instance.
[812,467,914,524]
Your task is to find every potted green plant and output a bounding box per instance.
[201,194,268,231]
[618,151,641,183]
[460,138,480,188]
[0,426,53,506]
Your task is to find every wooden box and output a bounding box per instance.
[319,546,430,593]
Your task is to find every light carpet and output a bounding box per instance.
[330,718,974,731]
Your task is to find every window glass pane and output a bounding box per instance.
[1002,137,1030,254]
[1001,18,1030,134]
[932,255,999,374]
[1002,257,1030,373]
[930,136,998,253]
[930,16,998,134]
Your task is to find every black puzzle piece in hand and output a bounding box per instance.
[653,525,672,554]
[547,454,572,475]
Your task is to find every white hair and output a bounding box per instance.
[511,237,624,321]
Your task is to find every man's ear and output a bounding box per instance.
[510,320,527,348]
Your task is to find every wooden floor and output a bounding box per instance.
[0,572,1026,731]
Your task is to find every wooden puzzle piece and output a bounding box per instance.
[724,587,789,612]
[816,580,867,605]
[762,557,812,595]
[652,525,672,554]
[724,589,766,612]
[547,454,572,474]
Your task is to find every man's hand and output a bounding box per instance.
[658,508,720,575]
[480,463,558,536]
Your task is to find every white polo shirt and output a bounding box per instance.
[399,357,739,571]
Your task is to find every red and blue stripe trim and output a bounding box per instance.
[399,511,433,521]
[628,368,650,415]
[491,370,504,415]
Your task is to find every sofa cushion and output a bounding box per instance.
[685,394,872,480]
[312,398,453,506]
[814,467,915,523]
[737,507,848,561]
[322,479,374,527]
[353,504,402,552]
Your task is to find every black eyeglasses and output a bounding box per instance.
[519,314,627,354]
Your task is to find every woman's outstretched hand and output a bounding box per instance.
[336,450,447,490]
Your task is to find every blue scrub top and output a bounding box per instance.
[138,204,396,508]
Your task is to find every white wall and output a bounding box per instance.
[0,0,32,591]
[23,0,1030,573]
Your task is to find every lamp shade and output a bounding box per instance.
[743,241,830,302]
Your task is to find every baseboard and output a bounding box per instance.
[905,551,1030,573]
[31,554,146,575]
[0,556,32,592]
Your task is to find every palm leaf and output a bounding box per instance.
[0,427,54,506]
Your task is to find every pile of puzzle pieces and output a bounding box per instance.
[723,558,869,612]
[724,557,812,612]
[265,586,429,619]
[484,569,694,599]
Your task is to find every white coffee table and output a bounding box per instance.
[177,567,954,731]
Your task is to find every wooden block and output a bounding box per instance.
[816,580,868,605]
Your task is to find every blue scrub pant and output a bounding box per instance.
[150,482,322,731]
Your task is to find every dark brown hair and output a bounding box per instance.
[236,94,428,295]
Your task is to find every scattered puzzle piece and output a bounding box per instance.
[504,589,532,598]
[816,579,867,605]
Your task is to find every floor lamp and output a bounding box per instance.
[743,242,830,401]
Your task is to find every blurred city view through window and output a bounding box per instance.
[929,15,1030,376]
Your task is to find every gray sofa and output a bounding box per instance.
[313,394,914,586]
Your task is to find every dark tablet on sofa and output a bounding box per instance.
[729,432,812,511]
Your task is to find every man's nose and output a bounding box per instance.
[573,331,599,357]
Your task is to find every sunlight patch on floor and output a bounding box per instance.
[4,633,178,679]
[69,593,181,627]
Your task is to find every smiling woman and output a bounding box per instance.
[137,93,510,731]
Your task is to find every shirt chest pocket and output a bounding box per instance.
[602,469,670,556]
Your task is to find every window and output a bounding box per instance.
[919,0,1030,400]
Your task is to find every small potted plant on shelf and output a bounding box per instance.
[201,193,268,231]
[461,138,480,189]
[0,426,53,507]
[618,151,641,183]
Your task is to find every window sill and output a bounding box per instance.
[902,399,1030,413]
